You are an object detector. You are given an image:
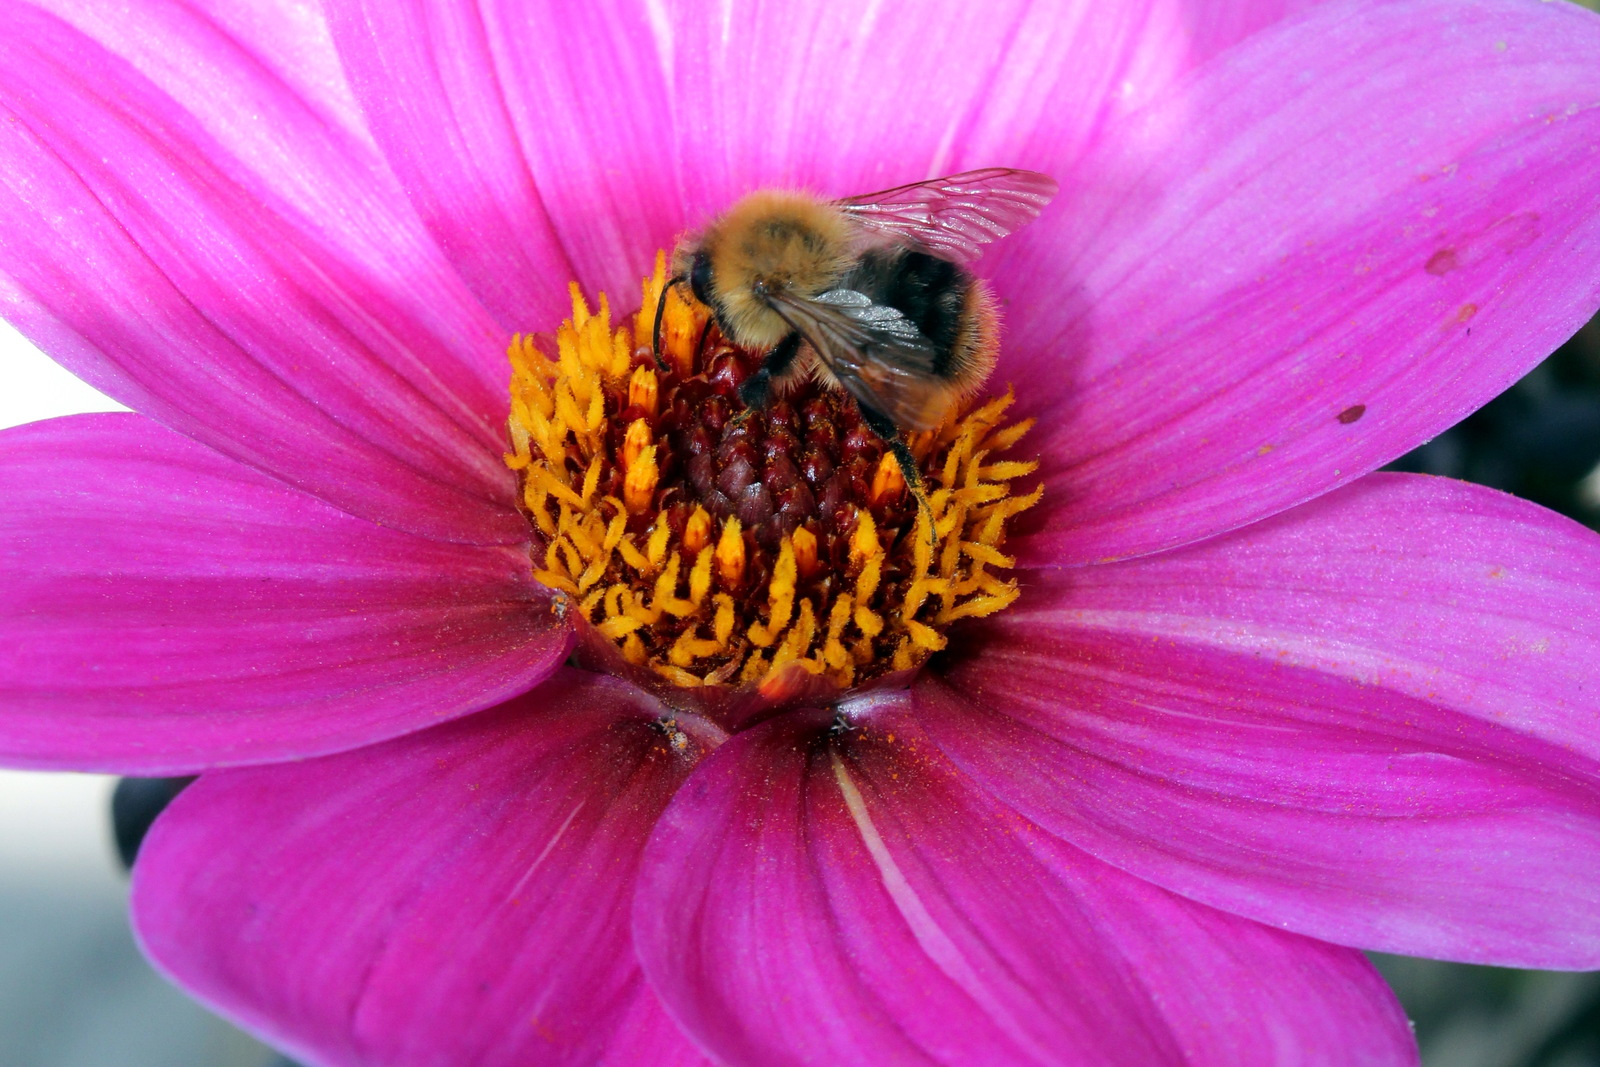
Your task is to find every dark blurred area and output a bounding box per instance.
[109,777,193,871]
[1373,310,1600,1066]
[1374,954,1600,1067]
[1386,315,1600,526]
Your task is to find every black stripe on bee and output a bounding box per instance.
[841,248,972,379]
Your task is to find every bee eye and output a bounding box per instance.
[689,250,714,306]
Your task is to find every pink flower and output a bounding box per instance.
[3,0,1600,1063]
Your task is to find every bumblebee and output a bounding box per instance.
[654,168,1058,488]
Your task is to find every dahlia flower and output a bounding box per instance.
[4,0,1600,1063]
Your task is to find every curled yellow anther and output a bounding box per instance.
[791,526,820,582]
[623,444,658,514]
[716,517,746,588]
[683,506,713,555]
[868,453,906,507]
[849,512,880,569]
[629,364,659,418]
[621,418,653,471]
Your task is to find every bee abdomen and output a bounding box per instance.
[843,249,997,394]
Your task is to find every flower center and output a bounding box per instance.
[505,254,1040,694]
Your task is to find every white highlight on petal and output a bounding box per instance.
[507,798,585,902]
[642,0,675,90]
[1578,459,1600,512]
[829,750,1051,1058]
[830,752,962,977]
[925,111,963,182]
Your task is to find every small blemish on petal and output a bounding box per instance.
[1456,303,1479,324]
[1337,404,1367,425]
[1429,213,1543,279]
[1425,248,1459,275]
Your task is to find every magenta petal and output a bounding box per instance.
[655,0,1076,289]
[928,473,1600,967]
[949,0,1326,175]
[331,0,1314,312]
[134,671,707,1067]
[635,705,1415,1067]
[0,414,566,773]
[32,0,366,147]
[996,0,1600,566]
[324,0,578,331]
[601,990,717,1067]
[0,2,523,544]
[329,0,1033,307]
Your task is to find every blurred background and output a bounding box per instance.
[0,323,281,1065]
[6,302,1600,1066]
[1373,309,1600,1067]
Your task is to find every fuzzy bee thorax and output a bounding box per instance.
[697,191,856,349]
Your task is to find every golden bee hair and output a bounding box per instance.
[944,277,999,397]
[687,191,856,350]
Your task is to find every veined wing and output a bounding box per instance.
[836,167,1057,264]
[767,289,951,431]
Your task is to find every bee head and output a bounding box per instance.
[689,249,715,307]
[692,191,854,349]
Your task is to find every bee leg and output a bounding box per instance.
[737,331,803,413]
[692,319,715,368]
[857,405,937,547]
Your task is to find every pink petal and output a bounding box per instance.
[323,0,579,331]
[328,0,1319,314]
[945,0,1325,175]
[133,671,707,1067]
[635,705,1415,1067]
[927,472,1600,968]
[994,0,1600,566]
[0,414,565,773]
[602,991,717,1067]
[0,2,524,545]
[32,0,367,147]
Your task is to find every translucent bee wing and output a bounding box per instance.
[836,168,1059,264]
[769,288,951,431]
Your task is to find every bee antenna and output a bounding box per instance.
[652,274,687,373]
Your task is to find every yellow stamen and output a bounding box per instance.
[849,511,880,569]
[747,538,797,647]
[503,258,1041,691]
[623,445,658,514]
[868,453,906,507]
[715,517,746,588]
[628,364,659,418]
[791,526,820,582]
[621,418,653,472]
[683,506,713,555]
[646,518,672,570]
[688,547,714,605]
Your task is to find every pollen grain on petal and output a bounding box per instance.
[505,254,1040,694]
